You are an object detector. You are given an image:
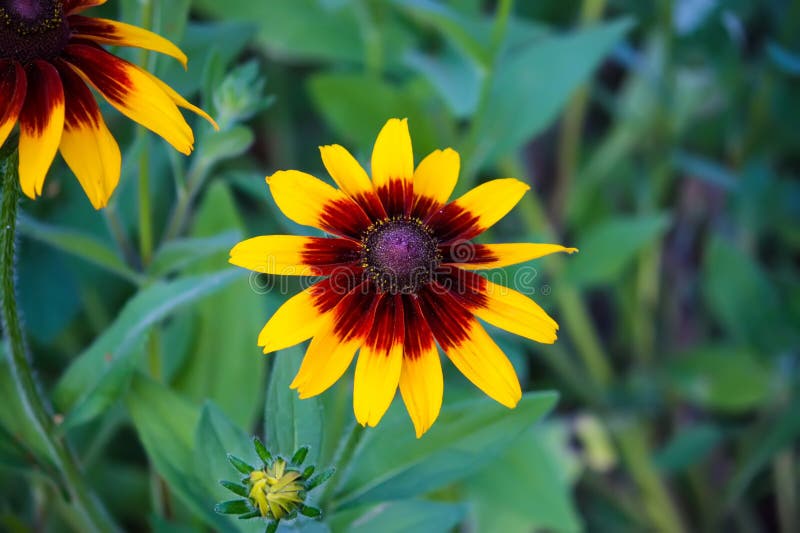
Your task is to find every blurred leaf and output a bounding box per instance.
[264,347,324,465]
[394,0,490,66]
[149,231,241,277]
[54,269,242,428]
[674,151,739,191]
[329,500,467,533]
[126,374,230,530]
[173,183,266,428]
[18,214,142,284]
[655,423,723,473]
[192,0,411,65]
[466,424,582,533]
[565,213,670,286]
[308,73,449,157]
[335,391,558,507]
[467,19,633,171]
[198,126,255,167]
[724,394,800,508]
[405,47,482,119]
[193,402,256,505]
[702,237,783,349]
[0,355,52,466]
[668,346,772,413]
[767,41,800,76]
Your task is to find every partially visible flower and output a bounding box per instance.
[229,118,577,437]
[0,0,217,208]
[216,438,333,532]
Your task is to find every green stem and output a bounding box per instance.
[0,152,118,532]
[321,422,365,511]
[552,0,608,225]
[137,0,156,267]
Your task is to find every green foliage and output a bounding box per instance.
[2,1,798,532]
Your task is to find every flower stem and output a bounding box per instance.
[137,0,156,267]
[0,151,118,532]
[321,422,365,511]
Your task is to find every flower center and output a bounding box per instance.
[362,217,440,294]
[0,0,70,63]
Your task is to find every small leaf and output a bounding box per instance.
[219,480,249,498]
[227,454,255,475]
[265,521,278,533]
[306,467,335,491]
[237,510,261,519]
[253,437,273,466]
[214,499,252,515]
[302,465,315,478]
[300,505,322,518]
[291,446,309,466]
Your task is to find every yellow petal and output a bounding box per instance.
[319,144,372,197]
[64,44,194,155]
[472,277,559,344]
[140,68,219,130]
[0,62,26,149]
[267,170,371,238]
[18,61,65,200]
[291,285,377,398]
[353,296,404,427]
[399,296,443,437]
[399,344,443,438]
[257,286,327,354]
[371,118,413,188]
[228,235,358,276]
[58,65,121,209]
[430,178,530,242]
[442,320,521,408]
[69,16,188,69]
[412,148,460,207]
[290,315,361,399]
[445,243,578,269]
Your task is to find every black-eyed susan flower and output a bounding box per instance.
[230,118,577,437]
[217,438,332,532]
[0,0,216,208]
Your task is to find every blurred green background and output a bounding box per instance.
[2,0,799,531]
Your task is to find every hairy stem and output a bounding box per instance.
[1,151,118,532]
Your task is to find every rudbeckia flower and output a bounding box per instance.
[0,0,216,208]
[230,118,577,437]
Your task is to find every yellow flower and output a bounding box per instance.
[0,0,217,208]
[248,459,305,520]
[230,118,577,437]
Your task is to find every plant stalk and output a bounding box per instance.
[0,151,118,532]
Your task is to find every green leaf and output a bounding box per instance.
[308,73,451,158]
[54,269,242,428]
[330,500,467,533]
[17,214,142,284]
[253,437,273,466]
[655,424,724,473]
[565,213,670,287]
[126,374,230,530]
[335,392,558,507]
[702,237,783,349]
[220,480,249,498]
[214,499,252,515]
[198,126,255,166]
[465,424,582,533]
[264,348,323,466]
[149,231,241,277]
[173,183,266,429]
[194,402,256,503]
[468,19,633,171]
[291,446,310,466]
[668,346,772,413]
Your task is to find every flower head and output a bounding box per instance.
[216,438,332,532]
[0,0,217,208]
[230,118,577,437]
